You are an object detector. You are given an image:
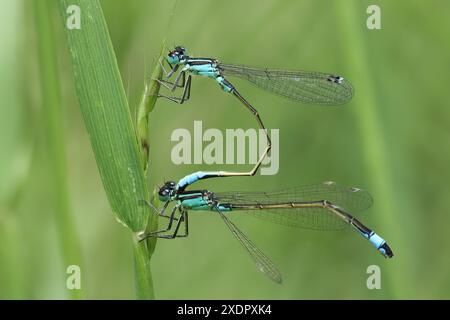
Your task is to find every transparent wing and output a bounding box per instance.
[219,63,353,105]
[215,206,282,284]
[213,181,373,231]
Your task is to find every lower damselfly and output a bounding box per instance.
[155,46,353,179]
[139,178,393,283]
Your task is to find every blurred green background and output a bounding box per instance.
[1,0,449,299]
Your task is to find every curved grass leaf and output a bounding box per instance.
[59,0,155,298]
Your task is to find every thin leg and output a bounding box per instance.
[138,199,177,220]
[175,210,189,238]
[138,199,158,214]
[159,59,179,79]
[138,205,178,241]
[139,207,189,240]
[152,209,186,239]
[157,75,192,104]
[157,69,186,91]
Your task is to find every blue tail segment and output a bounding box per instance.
[363,231,394,258]
[177,171,220,190]
[349,217,394,258]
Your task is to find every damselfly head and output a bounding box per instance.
[167,46,187,65]
[174,46,186,55]
[158,181,177,201]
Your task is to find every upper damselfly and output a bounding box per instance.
[139,174,393,283]
[156,46,353,178]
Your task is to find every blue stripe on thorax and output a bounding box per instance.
[182,58,234,93]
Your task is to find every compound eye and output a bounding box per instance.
[158,189,171,202]
[168,49,178,56]
[167,181,176,188]
[167,52,180,65]
[158,188,169,197]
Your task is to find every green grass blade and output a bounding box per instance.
[59,0,155,298]
[59,0,148,232]
[34,0,83,299]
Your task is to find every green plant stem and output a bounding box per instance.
[136,0,180,264]
[136,50,164,172]
[34,0,83,299]
[133,237,154,299]
[136,0,179,173]
[136,52,165,259]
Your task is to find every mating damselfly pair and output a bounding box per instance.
[140,46,393,283]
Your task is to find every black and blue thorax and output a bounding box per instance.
[180,57,234,93]
[175,189,232,212]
